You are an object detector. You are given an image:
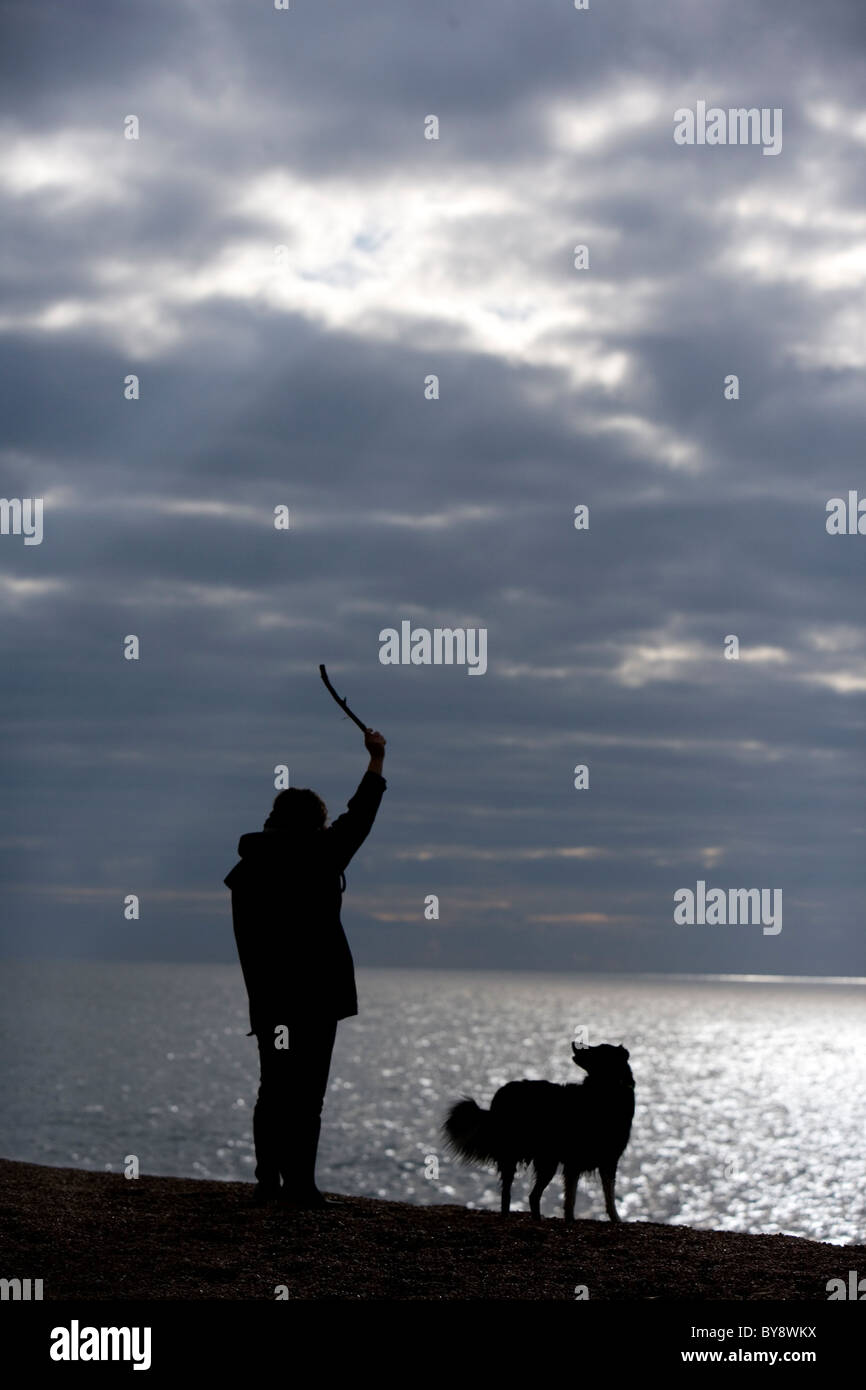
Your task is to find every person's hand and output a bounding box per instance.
[364,728,386,760]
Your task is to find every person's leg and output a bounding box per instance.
[252,1030,283,1196]
[280,1018,338,1205]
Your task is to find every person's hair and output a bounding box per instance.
[264,787,328,834]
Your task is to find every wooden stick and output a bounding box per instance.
[318,664,369,733]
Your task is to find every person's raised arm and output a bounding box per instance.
[365,727,386,776]
[326,727,388,872]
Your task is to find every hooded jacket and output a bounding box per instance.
[224,770,387,1034]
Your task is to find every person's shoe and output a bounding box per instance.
[251,1183,282,1206]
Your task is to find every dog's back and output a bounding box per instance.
[489,1075,632,1174]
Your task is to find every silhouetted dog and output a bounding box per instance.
[443,1043,634,1222]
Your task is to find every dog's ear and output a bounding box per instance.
[619,1046,630,1060]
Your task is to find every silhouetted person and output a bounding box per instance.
[224,727,387,1206]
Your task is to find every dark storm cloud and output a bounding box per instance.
[0,0,864,977]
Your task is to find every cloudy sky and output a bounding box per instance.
[2,0,864,977]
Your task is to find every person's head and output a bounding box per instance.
[264,787,328,835]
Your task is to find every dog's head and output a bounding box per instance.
[571,1041,633,1082]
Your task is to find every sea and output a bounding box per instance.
[1,963,863,1245]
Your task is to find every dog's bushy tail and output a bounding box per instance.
[442,1097,496,1164]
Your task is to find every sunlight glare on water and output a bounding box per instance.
[1,963,863,1245]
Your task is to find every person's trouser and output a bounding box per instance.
[253,1019,338,1192]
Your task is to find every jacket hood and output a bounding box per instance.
[238,830,272,857]
[224,828,324,888]
[237,828,322,857]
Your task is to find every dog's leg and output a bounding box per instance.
[529,1157,557,1220]
[499,1158,516,1215]
[563,1166,579,1223]
[600,1165,621,1222]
